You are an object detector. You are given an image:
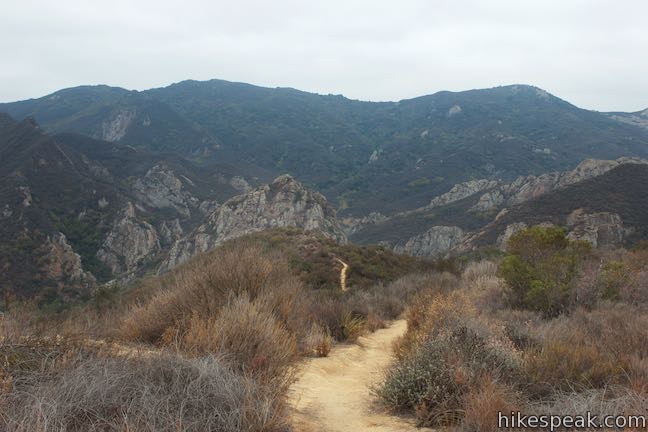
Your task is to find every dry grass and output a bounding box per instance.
[178,296,297,381]
[533,387,648,430]
[121,244,289,343]
[301,323,332,357]
[526,304,648,395]
[460,375,519,432]
[463,260,498,284]
[1,243,306,432]
[525,340,625,395]
[1,353,291,432]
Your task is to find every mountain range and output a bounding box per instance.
[1,80,648,301]
[3,80,648,216]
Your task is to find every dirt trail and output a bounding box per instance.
[289,320,430,432]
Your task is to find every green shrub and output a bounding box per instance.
[499,226,591,316]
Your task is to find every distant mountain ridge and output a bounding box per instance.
[349,157,648,257]
[461,163,648,251]
[3,80,648,216]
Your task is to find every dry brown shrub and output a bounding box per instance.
[466,274,506,312]
[0,302,48,343]
[179,296,297,381]
[396,290,475,360]
[623,269,648,304]
[379,287,523,427]
[463,260,498,284]
[572,258,603,309]
[492,309,543,351]
[460,375,519,432]
[365,311,387,332]
[120,244,293,343]
[526,341,625,395]
[301,323,332,357]
[525,304,648,395]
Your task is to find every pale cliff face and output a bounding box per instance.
[96,203,161,279]
[43,233,97,298]
[393,226,464,258]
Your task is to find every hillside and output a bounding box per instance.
[349,158,647,256]
[468,163,648,248]
[0,114,267,300]
[3,81,648,216]
[209,228,436,291]
[607,108,648,131]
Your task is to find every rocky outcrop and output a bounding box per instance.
[394,226,464,258]
[18,186,32,207]
[566,209,626,247]
[465,158,648,213]
[160,175,347,271]
[472,189,504,212]
[159,218,184,246]
[100,108,136,142]
[500,158,636,206]
[469,211,626,253]
[340,212,388,236]
[362,159,646,258]
[132,164,199,217]
[43,233,96,295]
[97,203,161,278]
[229,176,251,193]
[427,179,498,209]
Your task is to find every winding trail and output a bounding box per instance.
[334,257,350,292]
[289,320,430,432]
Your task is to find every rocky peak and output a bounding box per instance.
[159,175,347,271]
[270,173,297,187]
[426,179,499,209]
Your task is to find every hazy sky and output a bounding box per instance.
[1,0,647,111]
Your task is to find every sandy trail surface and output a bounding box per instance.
[289,319,431,432]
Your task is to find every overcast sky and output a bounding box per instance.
[1,0,647,111]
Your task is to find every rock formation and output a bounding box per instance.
[423,158,647,215]
[566,209,626,247]
[160,175,347,271]
[393,226,464,258]
[132,164,199,217]
[97,203,161,278]
[44,233,97,296]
